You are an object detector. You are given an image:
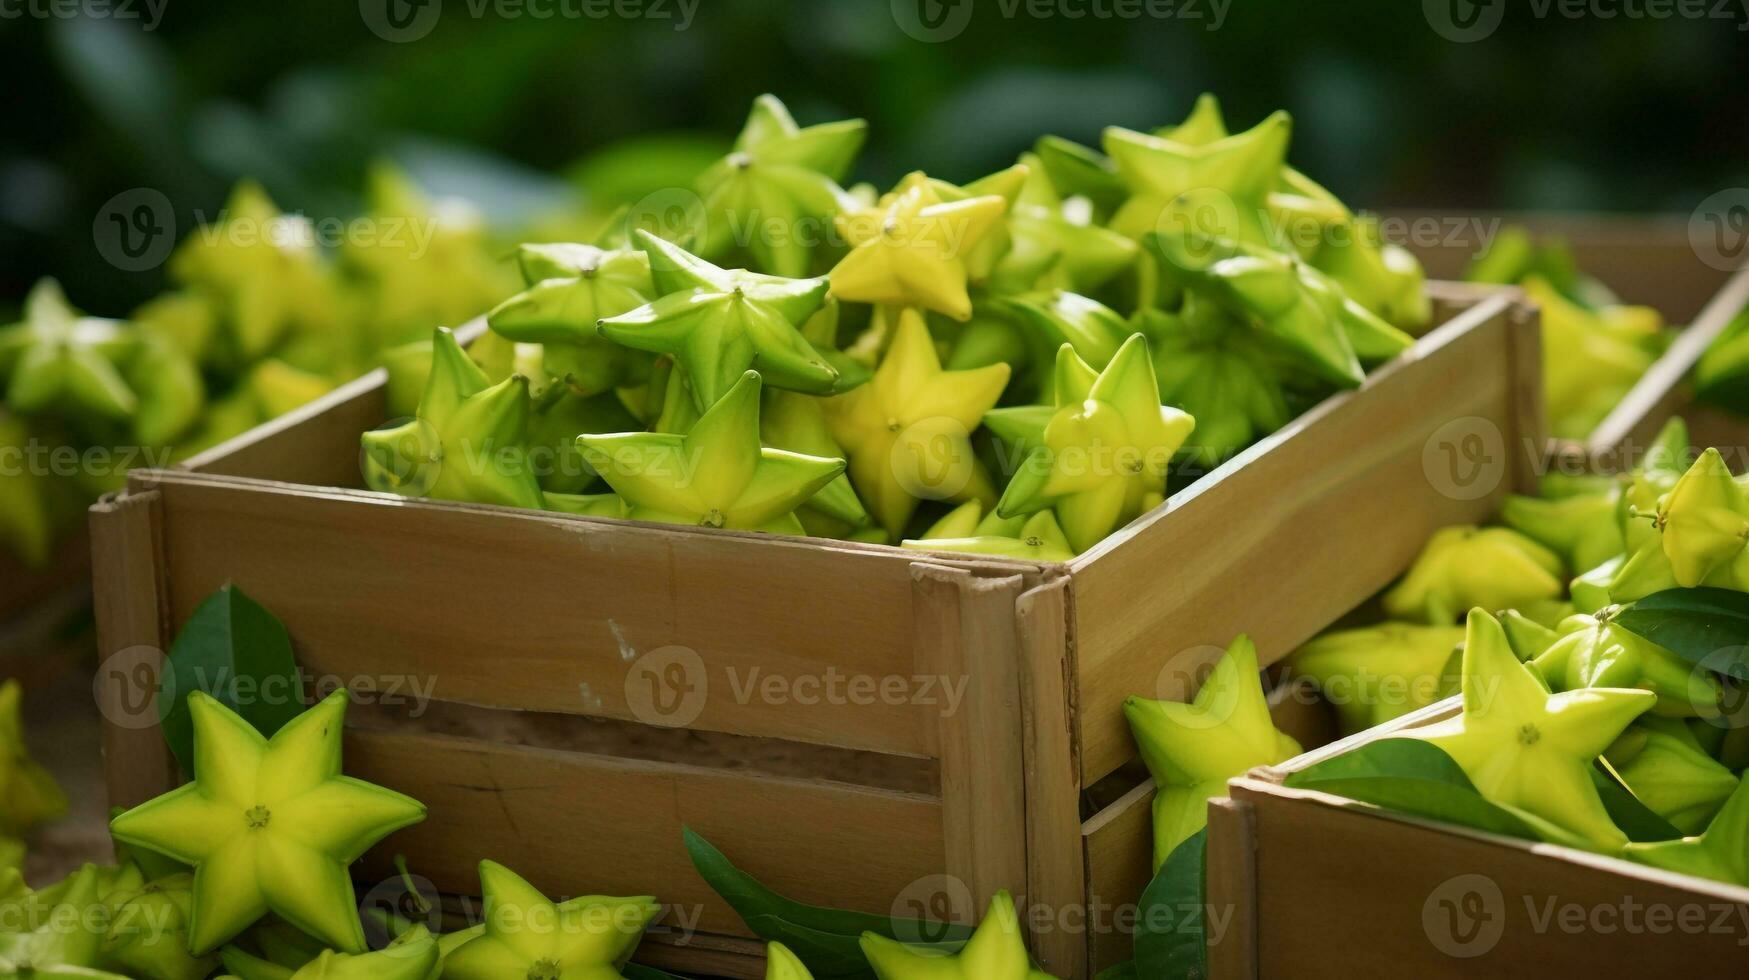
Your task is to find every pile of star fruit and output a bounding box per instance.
[1,683,1057,978]
[0,166,514,571]
[1270,417,1749,885]
[361,93,1432,561]
[1465,226,1671,440]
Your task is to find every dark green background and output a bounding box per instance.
[4,0,1747,312]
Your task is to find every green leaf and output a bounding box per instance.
[1283,739,1547,842]
[1134,829,1207,980]
[682,828,969,979]
[1615,588,1749,680]
[157,583,305,777]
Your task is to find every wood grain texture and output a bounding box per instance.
[1015,577,1086,980]
[89,490,179,808]
[345,728,946,941]
[1204,797,1257,980]
[140,471,942,757]
[1069,291,1528,786]
[914,564,1029,918]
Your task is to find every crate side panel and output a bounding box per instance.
[1072,309,1518,784]
[1239,786,1749,978]
[154,478,934,756]
[347,729,946,941]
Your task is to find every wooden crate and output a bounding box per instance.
[1210,698,1749,979]
[1390,210,1749,468]
[90,284,1539,979]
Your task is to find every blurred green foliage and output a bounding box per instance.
[3,0,1748,315]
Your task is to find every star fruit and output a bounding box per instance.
[1531,611,1721,719]
[0,279,136,422]
[1135,300,1290,467]
[985,334,1194,553]
[1103,110,1291,246]
[820,308,1009,536]
[1124,636,1302,869]
[0,679,68,835]
[695,94,866,279]
[1395,609,1656,851]
[580,370,843,533]
[998,153,1138,294]
[1381,526,1566,625]
[1523,277,1654,439]
[1499,483,1626,574]
[102,873,221,980]
[1655,447,1749,586]
[901,509,1076,563]
[1287,623,1464,736]
[0,414,63,569]
[765,942,814,980]
[488,242,657,397]
[361,327,546,510]
[599,231,837,411]
[1604,718,1739,835]
[1624,775,1749,886]
[859,891,1057,980]
[828,172,1007,321]
[0,864,127,978]
[109,690,427,954]
[439,860,659,980]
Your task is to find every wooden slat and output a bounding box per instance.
[1204,798,1257,980]
[1069,290,1529,786]
[346,729,946,941]
[1229,776,1749,978]
[1016,577,1086,980]
[914,565,1029,919]
[635,930,766,980]
[89,490,179,807]
[142,471,939,757]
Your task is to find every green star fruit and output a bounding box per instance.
[361,327,546,510]
[129,335,207,448]
[0,279,136,423]
[342,162,517,351]
[1499,483,1625,574]
[599,231,837,410]
[109,690,427,954]
[131,290,219,365]
[695,94,866,278]
[0,864,127,978]
[1308,214,1432,334]
[1605,718,1740,835]
[1624,774,1749,886]
[761,388,874,535]
[924,163,1030,285]
[1499,609,1563,661]
[1655,447,1749,586]
[909,500,1023,541]
[488,243,657,397]
[986,335,1194,553]
[0,679,68,835]
[1381,526,1566,625]
[1125,635,1302,869]
[439,860,659,980]
[992,290,1127,388]
[1395,609,1656,852]
[1621,416,1690,554]
[102,874,221,980]
[1524,277,1654,439]
[168,181,338,366]
[997,153,1137,295]
[287,925,439,979]
[765,942,813,980]
[580,370,843,533]
[1532,611,1721,719]
[1287,623,1464,736]
[821,309,1010,537]
[828,173,1007,322]
[1030,135,1127,221]
[901,509,1076,563]
[859,891,1057,980]
[0,415,63,569]
[1135,301,1290,468]
[1103,111,1291,245]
